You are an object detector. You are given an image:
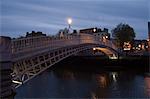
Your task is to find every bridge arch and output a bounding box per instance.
[12,44,101,88]
[93,46,119,59]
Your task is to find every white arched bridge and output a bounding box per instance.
[9,33,120,88]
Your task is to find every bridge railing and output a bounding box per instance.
[11,33,119,59]
[11,33,100,56]
[12,36,73,53]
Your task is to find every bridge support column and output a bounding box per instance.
[0,36,16,98]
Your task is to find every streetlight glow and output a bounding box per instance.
[105,36,108,39]
[67,18,72,25]
[93,28,96,32]
[93,48,96,51]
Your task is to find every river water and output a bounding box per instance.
[15,57,150,98]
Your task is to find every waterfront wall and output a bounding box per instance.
[53,56,149,72]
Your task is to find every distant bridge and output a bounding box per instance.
[1,33,120,88]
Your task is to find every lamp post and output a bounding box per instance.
[67,18,72,29]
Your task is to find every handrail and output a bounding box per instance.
[11,34,118,56]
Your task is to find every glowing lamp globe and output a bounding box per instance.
[68,18,72,25]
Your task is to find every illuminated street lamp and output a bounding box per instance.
[105,36,108,39]
[93,48,96,51]
[138,44,141,48]
[93,28,96,32]
[67,18,72,29]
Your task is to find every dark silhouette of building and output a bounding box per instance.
[133,40,149,51]
[148,22,150,51]
[79,27,110,40]
[103,28,108,33]
[79,27,102,34]
[26,31,46,37]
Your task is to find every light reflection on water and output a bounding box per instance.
[15,67,150,98]
[145,77,150,96]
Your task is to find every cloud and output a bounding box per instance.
[1,0,149,39]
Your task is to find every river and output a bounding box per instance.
[15,57,150,98]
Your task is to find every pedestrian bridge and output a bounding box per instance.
[9,33,119,88]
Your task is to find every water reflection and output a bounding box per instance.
[145,77,150,96]
[96,75,107,88]
[61,70,75,80]
[16,67,150,98]
[111,72,118,82]
[92,72,120,98]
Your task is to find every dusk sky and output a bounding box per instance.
[1,0,150,39]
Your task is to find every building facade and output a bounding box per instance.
[148,22,150,51]
[26,31,46,37]
[79,27,110,41]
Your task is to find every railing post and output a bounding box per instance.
[0,36,16,98]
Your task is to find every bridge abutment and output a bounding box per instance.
[0,36,16,98]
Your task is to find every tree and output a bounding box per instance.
[112,23,136,48]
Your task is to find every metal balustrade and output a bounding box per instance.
[12,34,102,54]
